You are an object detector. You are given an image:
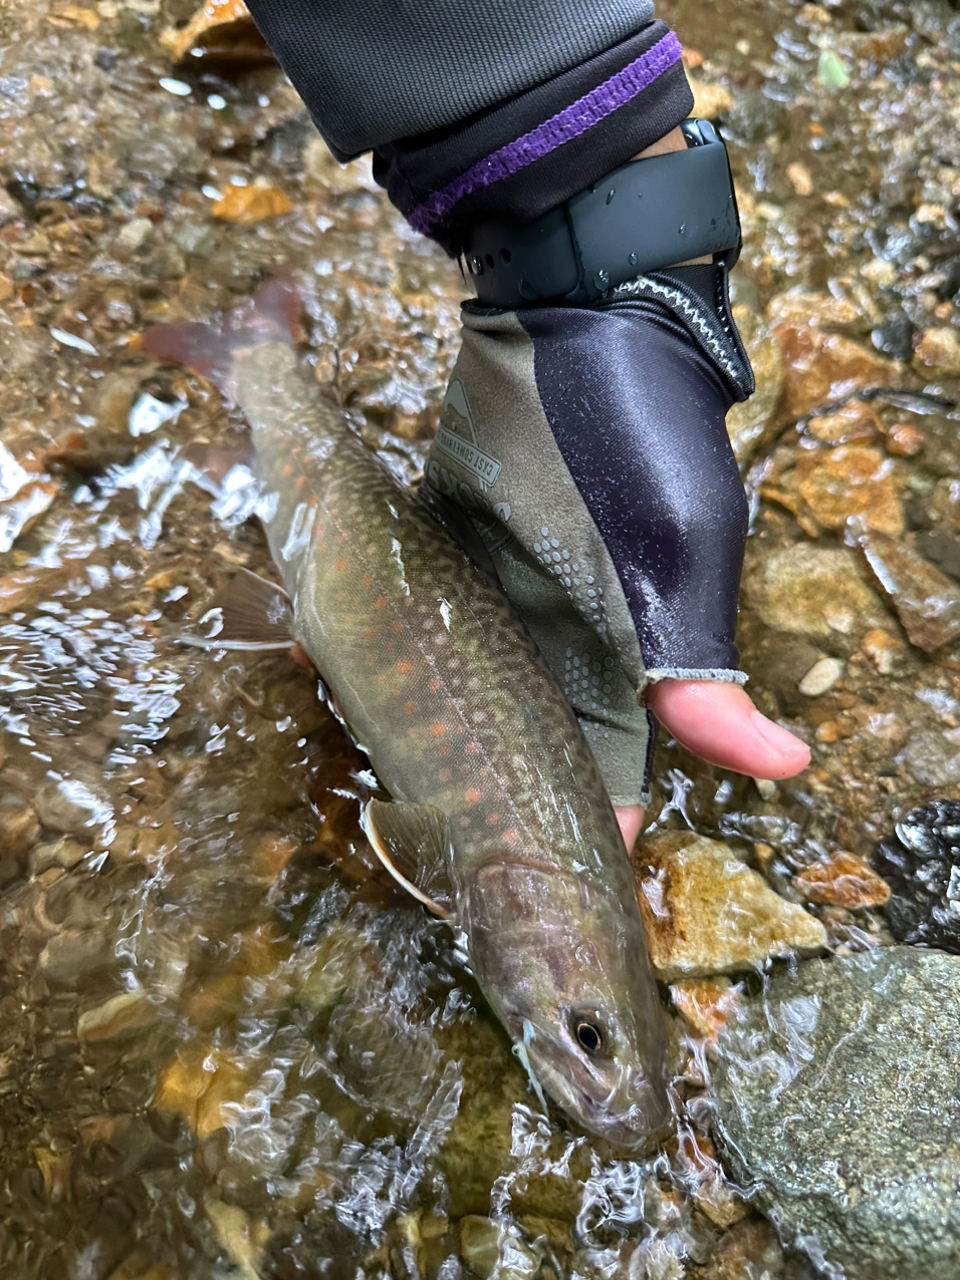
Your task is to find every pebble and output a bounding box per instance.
[77,989,157,1041]
[794,851,891,908]
[33,777,112,835]
[797,656,844,696]
[862,627,902,674]
[39,926,113,986]
[712,948,960,1280]
[854,526,960,652]
[457,1216,541,1280]
[873,800,960,951]
[914,326,960,377]
[634,832,826,981]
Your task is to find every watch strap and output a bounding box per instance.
[462,119,741,308]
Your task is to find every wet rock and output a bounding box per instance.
[902,728,960,789]
[688,79,733,120]
[725,306,786,468]
[39,926,113,986]
[773,323,894,420]
[917,530,960,583]
[797,656,843,697]
[670,977,743,1048]
[853,526,960,652]
[700,1218,786,1280]
[793,851,890,908]
[205,1199,271,1280]
[743,544,887,641]
[77,989,157,1041]
[914,325,960,377]
[791,445,903,535]
[457,1216,541,1280]
[33,776,112,834]
[634,832,826,981]
[160,0,271,65]
[873,800,960,951]
[0,795,40,865]
[211,180,293,224]
[712,948,960,1280]
[29,836,87,874]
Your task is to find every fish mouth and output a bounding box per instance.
[512,1021,672,1151]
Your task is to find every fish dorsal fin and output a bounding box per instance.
[178,566,295,652]
[361,799,455,919]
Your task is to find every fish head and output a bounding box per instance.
[461,858,671,1150]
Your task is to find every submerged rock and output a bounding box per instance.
[712,948,960,1280]
[635,832,826,981]
[743,544,887,642]
[853,526,960,652]
[873,800,960,952]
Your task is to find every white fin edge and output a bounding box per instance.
[360,801,454,919]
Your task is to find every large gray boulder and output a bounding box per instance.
[711,947,960,1280]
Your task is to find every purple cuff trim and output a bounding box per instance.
[408,30,683,235]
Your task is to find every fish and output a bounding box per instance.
[143,279,670,1150]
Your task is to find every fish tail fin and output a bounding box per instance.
[141,276,303,388]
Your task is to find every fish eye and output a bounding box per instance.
[570,1011,607,1056]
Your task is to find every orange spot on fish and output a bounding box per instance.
[335,558,350,574]
[361,572,373,588]
[504,829,518,842]
[396,661,413,676]
[486,812,500,825]
[404,701,417,714]
[365,626,378,640]
[438,743,452,756]
[279,463,294,478]
[295,475,307,489]
[375,596,388,610]
[392,620,405,634]
[428,678,440,693]
[438,769,451,782]
[431,721,447,737]
[465,788,482,804]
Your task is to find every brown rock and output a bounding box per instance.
[862,627,904,674]
[807,400,880,445]
[154,1047,255,1139]
[794,852,891,908]
[0,797,40,861]
[914,326,960,378]
[635,832,827,981]
[774,324,894,419]
[853,526,960,652]
[160,0,272,65]
[725,306,786,468]
[212,181,293,224]
[688,79,733,120]
[700,1218,784,1280]
[670,976,743,1047]
[791,444,903,534]
[884,421,925,457]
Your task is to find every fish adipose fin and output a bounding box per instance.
[178,565,295,652]
[361,799,455,918]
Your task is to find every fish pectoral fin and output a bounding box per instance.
[178,565,295,652]
[361,799,455,919]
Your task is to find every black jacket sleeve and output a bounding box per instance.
[244,1,694,252]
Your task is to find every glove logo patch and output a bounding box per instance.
[434,379,502,488]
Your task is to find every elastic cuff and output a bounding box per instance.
[374,21,693,253]
[642,667,749,688]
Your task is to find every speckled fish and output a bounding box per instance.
[144,280,670,1149]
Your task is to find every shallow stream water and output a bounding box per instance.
[0,1,959,1277]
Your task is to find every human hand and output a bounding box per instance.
[423,261,810,846]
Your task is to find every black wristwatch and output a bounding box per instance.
[461,119,741,309]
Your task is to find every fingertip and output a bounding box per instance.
[647,679,810,780]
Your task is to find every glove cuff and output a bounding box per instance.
[608,262,757,403]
